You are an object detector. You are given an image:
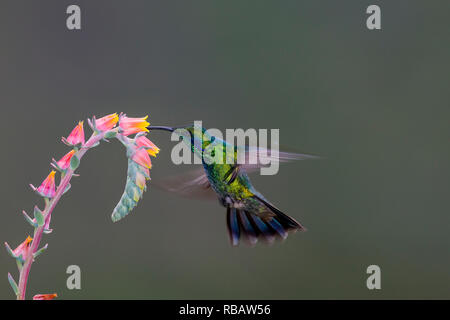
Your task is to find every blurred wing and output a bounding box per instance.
[152,167,217,200]
[240,146,321,172]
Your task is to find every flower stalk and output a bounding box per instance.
[5,113,158,300]
[16,129,108,300]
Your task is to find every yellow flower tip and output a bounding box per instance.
[141,163,151,170]
[25,236,33,245]
[105,112,118,119]
[143,115,148,120]
[49,170,56,177]
[147,149,159,157]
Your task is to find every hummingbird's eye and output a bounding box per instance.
[210,136,215,142]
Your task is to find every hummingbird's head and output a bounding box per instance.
[172,124,209,148]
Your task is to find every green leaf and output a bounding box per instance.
[8,273,18,296]
[33,244,48,259]
[70,154,80,171]
[16,259,23,271]
[4,242,16,258]
[22,210,38,228]
[17,255,25,264]
[63,183,71,195]
[34,207,45,227]
[104,131,117,139]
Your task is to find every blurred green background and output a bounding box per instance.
[1,0,449,299]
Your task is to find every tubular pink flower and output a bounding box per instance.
[64,121,85,146]
[119,115,150,136]
[132,148,152,169]
[36,171,56,198]
[12,236,33,258]
[95,113,119,131]
[56,150,76,170]
[33,293,57,300]
[136,136,160,157]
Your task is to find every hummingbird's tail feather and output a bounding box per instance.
[253,194,306,231]
[226,207,240,246]
[226,198,305,246]
[226,208,260,246]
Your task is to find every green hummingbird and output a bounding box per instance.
[148,124,317,246]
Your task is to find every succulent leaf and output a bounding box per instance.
[104,131,117,139]
[33,244,48,259]
[8,273,18,296]
[70,154,80,171]
[22,210,38,228]
[34,207,45,227]
[111,159,149,222]
[4,242,16,258]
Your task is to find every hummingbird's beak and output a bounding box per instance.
[147,126,175,132]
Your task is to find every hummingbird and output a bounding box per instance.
[147,124,317,246]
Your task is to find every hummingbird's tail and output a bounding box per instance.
[226,196,305,246]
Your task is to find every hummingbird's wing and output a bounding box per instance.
[238,147,320,173]
[153,148,319,199]
[152,168,217,200]
[219,147,319,186]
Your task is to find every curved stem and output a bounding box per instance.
[16,131,108,300]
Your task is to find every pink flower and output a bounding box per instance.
[132,148,152,169]
[33,171,56,198]
[136,136,160,157]
[64,121,85,146]
[95,113,119,131]
[56,150,76,170]
[119,115,149,136]
[12,236,33,259]
[33,293,57,300]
